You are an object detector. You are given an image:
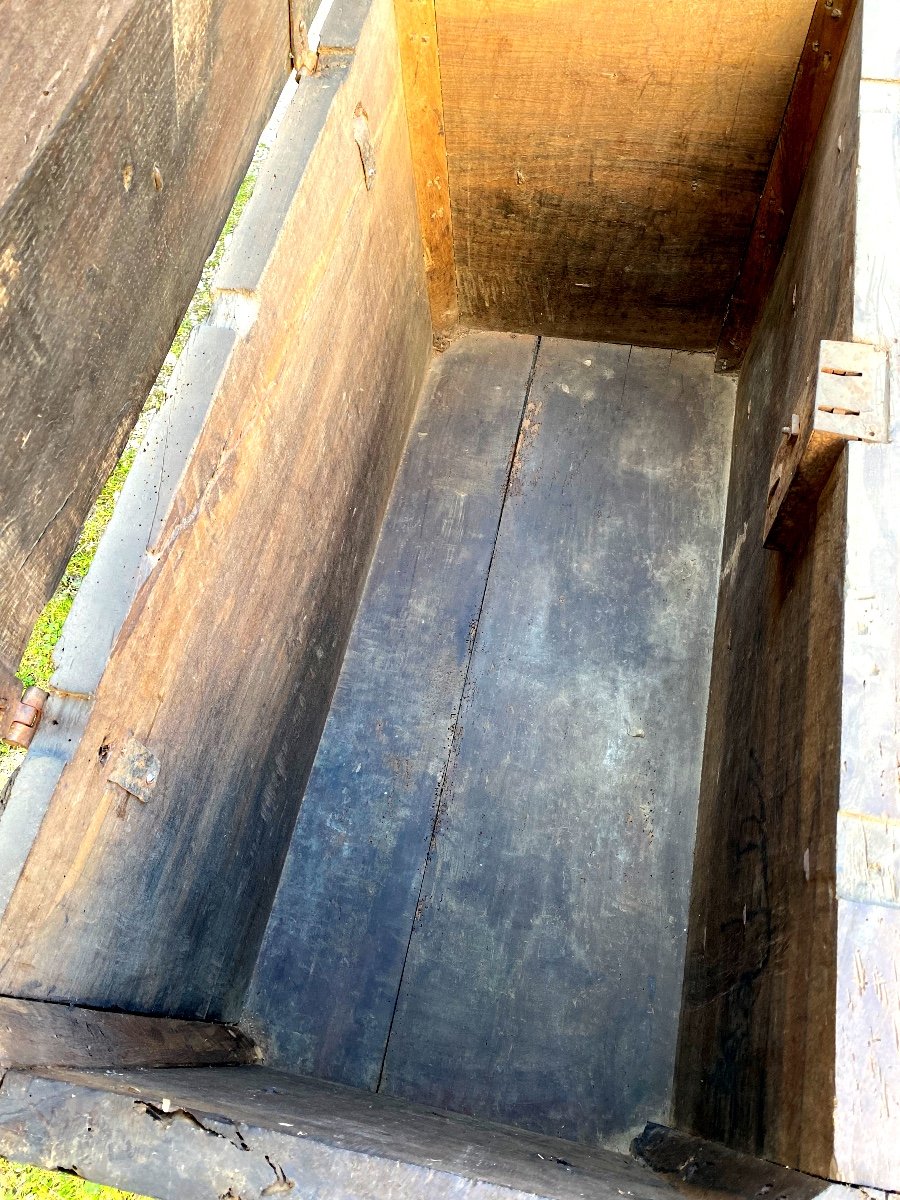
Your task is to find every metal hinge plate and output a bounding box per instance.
[764,340,890,552]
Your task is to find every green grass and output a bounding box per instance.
[0,1159,152,1200]
[0,138,269,1199]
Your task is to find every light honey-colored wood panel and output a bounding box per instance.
[393,0,458,333]
[434,0,815,348]
[0,0,431,1021]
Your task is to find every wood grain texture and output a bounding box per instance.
[0,0,289,680]
[674,10,862,1176]
[716,0,860,372]
[0,996,256,1069]
[381,340,734,1145]
[0,0,431,1022]
[0,1066,680,1200]
[831,0,900,1186]
[244,331,535,1085]
[434,0,815,348]
[393,0,458,333]
[633,1125,865,1200]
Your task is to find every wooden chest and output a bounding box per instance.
[0,0,897,1195]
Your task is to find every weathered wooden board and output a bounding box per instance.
[0,0,432,1022]
[0,0,290,681]
[434,0,815,348]
[715,0,860,371]
[633,1124,862,1200]
[244,331,536,1085]
[0,1066,680,1200]
[381,340,734,1144]
[393,0,458,334]
[831,0,900,1186]
[674,9,862,1177]
[0,996,256,1069]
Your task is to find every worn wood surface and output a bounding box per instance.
[380,341,733,1144]
[0,996,256,1069]
[0,1067,681,1200]
[0,0,289,680]
[831,0,900,1186]
[674,9,861,1177]
[633,1125,862,1200]
[393,0,458,334]
[434,0,814,348]
[716,0,860,372]
[0,0,432,1021]
[244,331,535,1084]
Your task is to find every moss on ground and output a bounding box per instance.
[0,1159,152,1200]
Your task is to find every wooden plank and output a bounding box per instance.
[381,340,734,1144]
[433,0,815,348]
[0,0,289,680]
[633,1124,857,1200]
[0,996,256,1069]
[831,0,900,1186]
[244,330,536,1086]
[716,0,860,372]
[393,0,458,334]
[673,9,862,1177]
[0,0,432,1022]
[0,1066,681,1200]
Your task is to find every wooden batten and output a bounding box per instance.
[393,0,459,334]
[0,996,257,1070]
[716,0,860,372]
[0,0,431,1023]
[0,0,290,682]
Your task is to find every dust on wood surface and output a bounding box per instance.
[244,330,536,1085]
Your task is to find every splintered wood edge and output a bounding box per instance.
[0,996,259,1070]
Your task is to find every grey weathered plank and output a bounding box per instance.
[380,340,734,1144]
[0,1066,681,1200]
[0,0,289,679]
[244,330,537,1084]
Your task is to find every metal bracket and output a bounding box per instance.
[2,686,49,750]
[764,340,890,552]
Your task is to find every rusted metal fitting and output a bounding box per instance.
[3,686,49,750]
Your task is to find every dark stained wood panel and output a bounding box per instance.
[434,0,816,349]
[0,0,289,679]
[831,0,900,1186]
[674,10,862,1176]
[380,340,734,1144]
[0,996,256,1069]
[716,0,860,371]
[0,0,432,1022]
[244,331,536,1085]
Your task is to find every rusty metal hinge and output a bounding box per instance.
[2,686,49,750]
[764,339,890,552]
